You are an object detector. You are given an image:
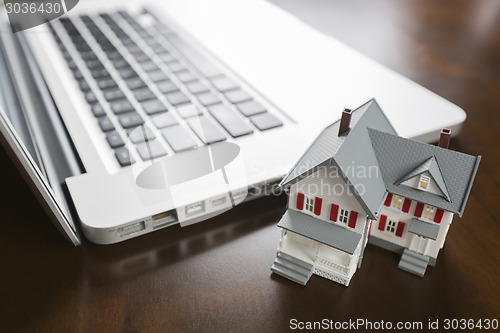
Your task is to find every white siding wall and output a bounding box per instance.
[288,164,368,235]
[370,196,454,258]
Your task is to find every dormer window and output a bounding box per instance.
[418,175,431,191]
[305,197,314,213]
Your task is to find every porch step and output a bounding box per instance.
[398,249,430,277]
[271,252,314,285]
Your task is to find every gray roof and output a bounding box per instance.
[395,156,451,202]
[280,99,397,220]
[408,218,440,240]
[368,128,481,216]
[278,209,362,255]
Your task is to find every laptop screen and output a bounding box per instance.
[0,27,81,244]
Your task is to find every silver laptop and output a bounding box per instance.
[0,0,466,245]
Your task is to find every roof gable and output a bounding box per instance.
[368,128,481,216]
[395,156,451,202]
[279,99,397,220]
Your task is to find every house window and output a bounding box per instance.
[386,220,397,234]
[305,197,314,213]
[418,175,431,191]
[392,195,404,210]
[423,205,436,220]
[339,208,349,224]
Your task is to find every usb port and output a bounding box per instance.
[212,196,227,207]
[185,201,205,217]
[118,221,145,237]
[152,210,177,229]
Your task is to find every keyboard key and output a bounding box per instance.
[128,125,156,143]
[79,80,90,91]
[211,76,238,92]
[134,53,150,63]
[110,99,135,114]
[103,88,125,101]
[196,92,220,106]
[157,80,179,94]
[166,91,190,106]
[187,116,226,144]
[126,77,146,90]
[186,81,209,95]
[162,125,198,152]
[141,61,160,72]
[208,104,253,137]
[236,100,266,117]
[159,53,176,63]
[118,112,143,128]
[97,77,117,90]
[115,147,135,166]
[177,71,197,83]
[149,70,169,83]
[83,91,97,104]
[167,34,223,78]
[224,89,252,104]
[177,104,202,119]
[250,112,283,131]
[73,69,84,80]
[152,112,178,128]
[91,103,106,117]
[142,99,167,115]
[106,131,125,148]
[118,67,137,79]
[167,61,187,73]
[133,88,156,102]
[91,68,109,79]
[136,140,168,160]
[98,116,115,132]
[112,57,129,69]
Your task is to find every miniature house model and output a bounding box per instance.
[271,99,480,286]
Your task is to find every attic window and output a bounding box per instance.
[339,209,349,224]
[418,175,431,191]
[305,197,314,213]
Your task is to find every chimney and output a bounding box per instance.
[438,128,451,149]
[338,108,352,136]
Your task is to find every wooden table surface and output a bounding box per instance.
[1,1,499,332]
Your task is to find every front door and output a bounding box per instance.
[410,235,427,254]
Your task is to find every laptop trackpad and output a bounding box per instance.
[135,142,240,190]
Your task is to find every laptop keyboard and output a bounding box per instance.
[48,10,283,167]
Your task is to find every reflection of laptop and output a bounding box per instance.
[0,0,466,245]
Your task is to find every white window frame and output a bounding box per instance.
[392,195,404,210]
[386,220,397,234]
[338,208,349,224]
[418,175,431,191]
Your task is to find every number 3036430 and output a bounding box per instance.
[443,319,498,330]
[5,1,63,15]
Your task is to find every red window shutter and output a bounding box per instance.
[296,193,304,210]
[348,210,358,228]
[314,197,323,215]
[414,203,424,218]
[368,220,373,237]
[378,215,387,231]
[402,199,412,213]
[396,221,405,237]
[330,204,339,222]
[384,193,393,206]
[434,209,444,223]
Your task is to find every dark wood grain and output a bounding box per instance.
[1,1,499,332]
